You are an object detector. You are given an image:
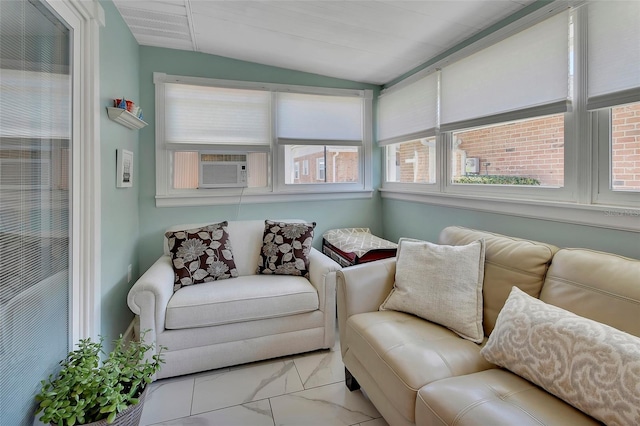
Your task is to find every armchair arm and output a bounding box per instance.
[308,248,342,348]
[127,255,174,355]
[336,257,396,356]
[308,248,341,311]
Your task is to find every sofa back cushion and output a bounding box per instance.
[540,248,640,337]
[439,226,558,335]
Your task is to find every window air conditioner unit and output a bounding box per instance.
[198,152,247,188]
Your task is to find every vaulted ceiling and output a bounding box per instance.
[113,0,538,85]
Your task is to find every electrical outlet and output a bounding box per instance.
[127,264,132,283]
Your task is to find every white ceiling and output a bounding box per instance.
[113,0,537,85]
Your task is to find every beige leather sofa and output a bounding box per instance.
[128,220,341,380]
[337,226,640,425]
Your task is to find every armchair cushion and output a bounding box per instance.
[166,221,238,291]
[166,274,319,329]
[257,220,315,278]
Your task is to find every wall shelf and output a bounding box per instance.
[106,107,148,130]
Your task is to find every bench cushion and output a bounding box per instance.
[166,275,319,329]
[344,310,493,423]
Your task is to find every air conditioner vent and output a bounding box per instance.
[199,152,247,188]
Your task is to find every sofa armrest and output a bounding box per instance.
[127,255,174,356]
[308,248,341,348]
[308,248,341,310]
[336,257,396,356]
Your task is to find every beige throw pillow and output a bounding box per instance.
[481,286,640,426]
[380,238,485,343]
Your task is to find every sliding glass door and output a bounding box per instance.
[0,1,72,424]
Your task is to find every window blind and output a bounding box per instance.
[587,1,640,110]
[377,72,438,146]
[441,11,570,131]
[165,83,271,145]
[0,70,70,139]
[276,92,363,145]
[0,1,71,425]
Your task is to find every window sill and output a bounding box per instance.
[380,188,640,232]
[156,189,374,207]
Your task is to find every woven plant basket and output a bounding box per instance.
[53,386,149,426]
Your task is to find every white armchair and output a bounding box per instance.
[127,220,341,380]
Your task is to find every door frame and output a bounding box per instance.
[44,0,104,345]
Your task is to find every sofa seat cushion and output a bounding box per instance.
[416,369,600,426]
[165,275,319,329]
[345,310,493,423]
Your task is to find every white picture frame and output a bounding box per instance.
[116,149,133,188]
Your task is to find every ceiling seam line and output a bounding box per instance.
[185,0,198,52]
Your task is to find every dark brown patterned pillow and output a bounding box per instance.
[165,221,238,292]
[257,220,316,278]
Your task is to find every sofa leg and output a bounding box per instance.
[345,367,361,391]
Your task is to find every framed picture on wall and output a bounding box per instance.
[116,149,133,188]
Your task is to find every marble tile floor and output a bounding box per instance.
[140,339,389,426]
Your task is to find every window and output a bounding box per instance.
[317,157,326,181]
[379,72,438,189]
[588,2,640,208]
[441,10,570,200]
[154,73,372,206]
[386,137,436,184]
[594,101,640,207]
[610,103,640,192]
[277,92,366,190]
[380,10,571,199]
[380,2,638,230]
[451,114,565,187]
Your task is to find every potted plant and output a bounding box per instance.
[35,333,164,426]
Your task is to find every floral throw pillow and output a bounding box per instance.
[257,220,315,278]
[165,222,238,292]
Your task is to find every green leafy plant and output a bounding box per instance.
[453,175,541,185]
[35,333,164,425]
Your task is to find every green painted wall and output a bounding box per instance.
[99,0,140,345]
[137,47,382,272]
[381,200,640,259]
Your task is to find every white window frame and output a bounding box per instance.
[154,73,373,207]
[380,4,639,232]
[302,159,309,176]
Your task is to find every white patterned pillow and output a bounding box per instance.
[380,238,485,343]
[481,286,640,426]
